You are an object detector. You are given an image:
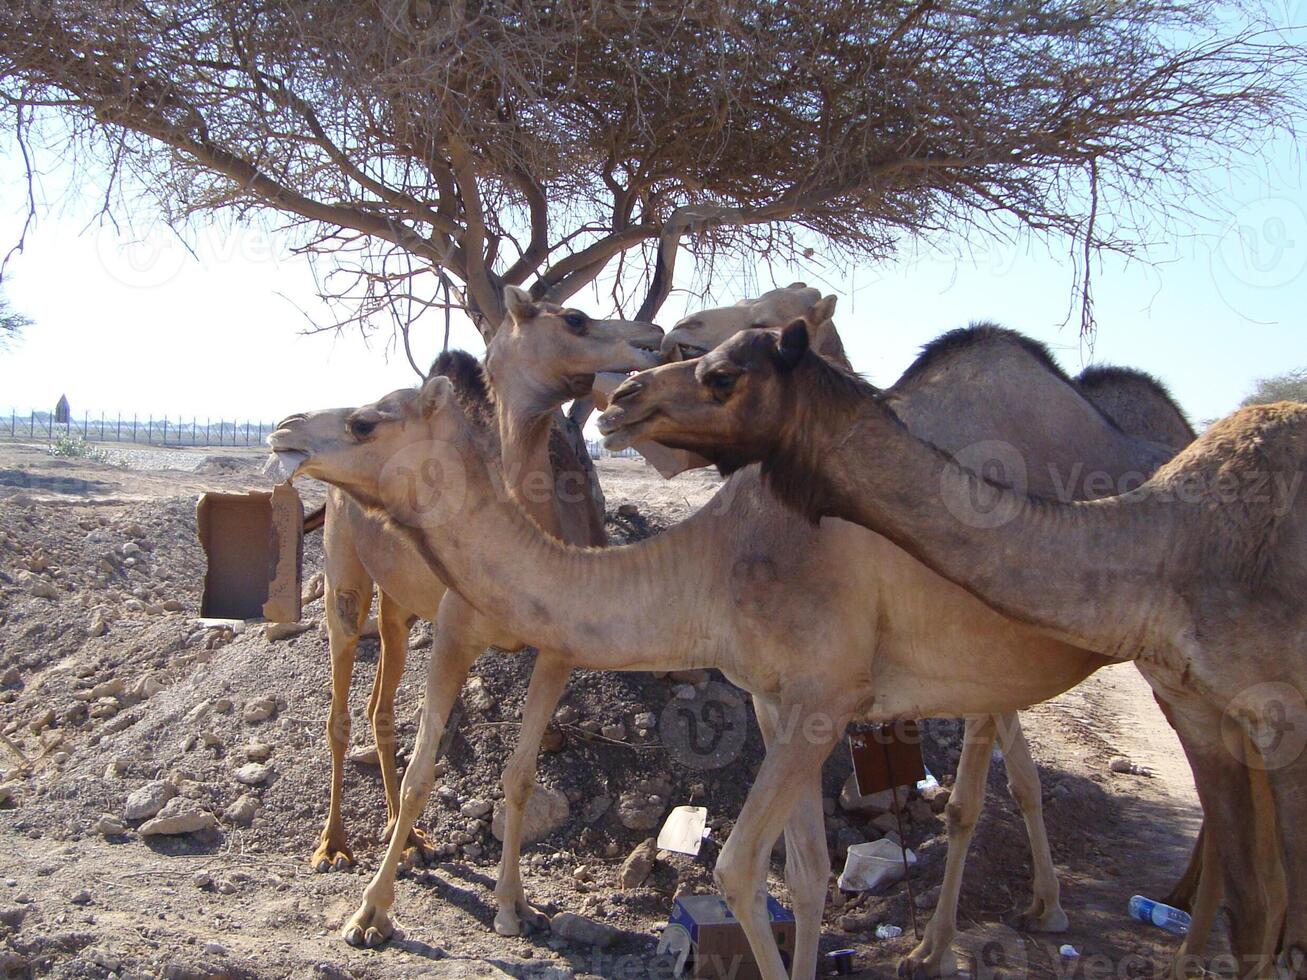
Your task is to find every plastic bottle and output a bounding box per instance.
[1128,895,1190,935]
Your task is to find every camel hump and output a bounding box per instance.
[1077,364,1195,449]
[429,349,495,426]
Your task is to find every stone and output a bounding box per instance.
[834,826,866,859]
[93,814,127,837]
[192,872,213,890]
[347,745,379,765]
[223,795,258,826]
[840,911,878,933]
[161,599,185,612]
[615,785,668,831]
[0,784,15,806]
[915,885,942,909]
[28,709,54,734]
[233,763,270,786]
[633,712,657,732]
[70,889,92,906]
[29,579,58,600]
[581,795,611,824]
[124,781,177,821]
[462,676,496,713]
[0,668,20,689]
[907,799,934,824]
[242,698,276,724]
[460,799,492,819]
[618,838,658,889]
[872,813,901,835]
[600,722,627,741]
[838,773,908,814]
[922,784,952,814]
[491,785,569,844]
[244,742,272,763]
[0,906,26,929]
[139,798,217,836]
[266,622,312,642]
[87,614,108,637]
[301,572,325,605]
[540,725,566,753]
[549,911,622,949]
[1109,755,1135,774]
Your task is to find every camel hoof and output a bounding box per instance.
[898,949,959,979]
[493,911,523,937]
[311,844,355,873]
[1004,905,1069,933]
[342,904,395,948]
[494,900,549,936]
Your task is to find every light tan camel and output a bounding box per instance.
[269,326,1198,979]
[300,289,661,875]
[598,321,1300,977]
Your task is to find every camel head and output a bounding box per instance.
[599,318,822,473]
[486,285,664,407]
[661,283,845,366]
[267,377,478,519]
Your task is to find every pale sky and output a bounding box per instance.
[1,131,1303,431]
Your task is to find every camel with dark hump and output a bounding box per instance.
[301,287,661,880]
[269,323,1199,979]
[598,321,1299,978]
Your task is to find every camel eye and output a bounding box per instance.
[348,417,378,440]
[704,372,738,399]
[563,311,588,333]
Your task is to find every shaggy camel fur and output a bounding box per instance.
[270,326,1193,979]
[297,288,660,878]
[599,322,1299,978]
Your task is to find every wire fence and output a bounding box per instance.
[4,411,644,458]
[3,410,279,448]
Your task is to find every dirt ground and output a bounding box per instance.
[0,440,1214,979]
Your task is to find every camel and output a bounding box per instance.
[269,323,1204,979]
[299,288,661,879]
[597,321,1301,978]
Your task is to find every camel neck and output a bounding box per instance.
[496,406,563,539]
[800,398,1182,659]
[398,430,722,671]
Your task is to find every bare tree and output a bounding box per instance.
[0,293,30,351]
[0,0,1300,353]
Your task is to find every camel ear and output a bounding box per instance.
[810,294,837,324]
[774,319,809,372]
[503,285,537,324]
[418,375,454,417]
[787,281,808,290]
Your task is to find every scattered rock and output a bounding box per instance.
[301,572,325,605]
[840,911,878,933]
[69,889,92,906]
[138,798,217,836]
[838,773,908,814]
[491,785,570,844]
[242,698,277,724]
[28,579,59,600]
[0,906,27,929]
[618,838,658,889]
[87,613,108,637]
[600,722,627,741]
[540,725,566,753]
[581,795,611,825]
[93,814,127,837]
[244,742,273,763]
[0,784,13,807]
[124,781,177,821]
[234,763,270,786]
[463,676,496,713]
[223,795,259,826]
[347,745,379,766]
[615,781,670,831]
[192,872,213,890]
[633,712,657,732]
[834,826,866,858]
[907,799,934,824]
[266,621,312,642]
[460,799,492,820]
[550,911,623,949]
[915,885,942,909]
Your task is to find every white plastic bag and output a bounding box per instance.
[838,838,916,892]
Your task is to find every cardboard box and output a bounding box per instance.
[196,482,303,622]
[657,894,796,980]
[592,372,711,478]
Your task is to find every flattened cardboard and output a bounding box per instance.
[850,721,926,797]
[592,372,711,478]
[662,894,796,980]
[196,483,303,623]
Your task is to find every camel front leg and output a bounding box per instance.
[900,714,996,979]
[996,713,1068,933]
[342,595,488,948]
[314,579,373,872]
[714,698,849,980]
[371,590,436,869]
[494,651,570,936]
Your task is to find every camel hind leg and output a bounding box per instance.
[900,714,997,979]
[996,713,1068,933]
[314,557,373,872]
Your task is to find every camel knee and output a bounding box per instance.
[945,799,978,837]
[714,846,766,912]
[326,705,351,750]
[330,589,366,634]
[502,765,535,810]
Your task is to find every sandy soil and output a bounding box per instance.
[0,442,1213,979]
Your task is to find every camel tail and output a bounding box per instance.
[303,503,326,534]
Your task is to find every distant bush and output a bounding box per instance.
[1241,368,1307,407]
[48,433,107,462]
